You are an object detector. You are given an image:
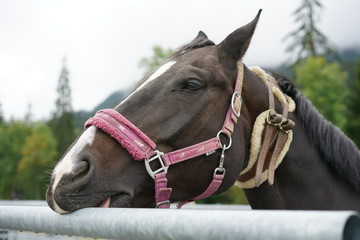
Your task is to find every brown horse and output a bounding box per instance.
[46,10,360,213]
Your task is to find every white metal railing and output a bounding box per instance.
[0,204,359,240]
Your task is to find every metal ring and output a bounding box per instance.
[231,92,242,118]
[216,131,232,150]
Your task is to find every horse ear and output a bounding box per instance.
[194,31,209,42]
[219,9,262,60]
[179,31,215,52]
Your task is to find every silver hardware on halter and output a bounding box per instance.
[213,145,226,177]
[145,150,168,179]
[206,150,216,156]
[231,91,242,118]
[155,200,171,208]
[216,131,232,150]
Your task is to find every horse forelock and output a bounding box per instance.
[271,73,360,192]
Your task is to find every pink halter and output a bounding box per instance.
[85,61,244,208]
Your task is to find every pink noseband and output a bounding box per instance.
[84,109,156,160]
[85,61,244,208]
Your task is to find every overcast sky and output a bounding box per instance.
[0,0,359,120]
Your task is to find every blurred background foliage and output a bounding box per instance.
[0,0,359,205]
[294,56,349,130]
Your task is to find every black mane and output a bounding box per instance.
[273,73,360,191]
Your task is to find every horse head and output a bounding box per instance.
[46,11,275,213]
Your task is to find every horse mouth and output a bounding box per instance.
[98,197,111,208]
[97,193,132,208]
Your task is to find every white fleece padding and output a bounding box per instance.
[248,66,296,113]
[249,66,268,84]
[236,110,269,188]
[234,66,296,189]
[286,95,296,112]
[235,110,293,189]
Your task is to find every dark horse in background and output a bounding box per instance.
[46,10,360,213]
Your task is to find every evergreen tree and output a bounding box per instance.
[49,58,76,158]
[284,0,339,64]
[55,58,73,116]
[24,103,32,123]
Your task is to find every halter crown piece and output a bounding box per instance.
[84,61,244,208]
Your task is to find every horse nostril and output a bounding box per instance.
[61,160,90,185]
[73,160,89,175]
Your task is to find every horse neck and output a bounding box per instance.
[243,93,360,210]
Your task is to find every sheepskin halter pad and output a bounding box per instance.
[235,66,296,189]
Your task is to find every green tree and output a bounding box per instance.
[284,0,339,64]
[139,46,174,75]
[347,60,360,147]
[294,56,348,130]
[0,121,32,199]
[17,122,57,199]
[49,58,76,158]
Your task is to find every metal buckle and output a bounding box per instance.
[155,200,171,208]
[216,131,232,150]
[279,119,294,134]
[213,145,226,177]
[279,126,290,134]
[213,167,226,177]
[144,150,168,179]
[266,109,281,126]
[231,92,242,118]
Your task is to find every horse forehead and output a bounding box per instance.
[119,61,176,106]
[120,49,219,107]
[179,47,219,66]
[148,61,177,81]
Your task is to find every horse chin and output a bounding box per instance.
[49,193,134,213]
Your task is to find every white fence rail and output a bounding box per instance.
[0,205,359,240]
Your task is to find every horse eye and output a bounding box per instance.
[184,79,202,92]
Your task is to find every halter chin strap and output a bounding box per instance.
[85,61,244,208]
